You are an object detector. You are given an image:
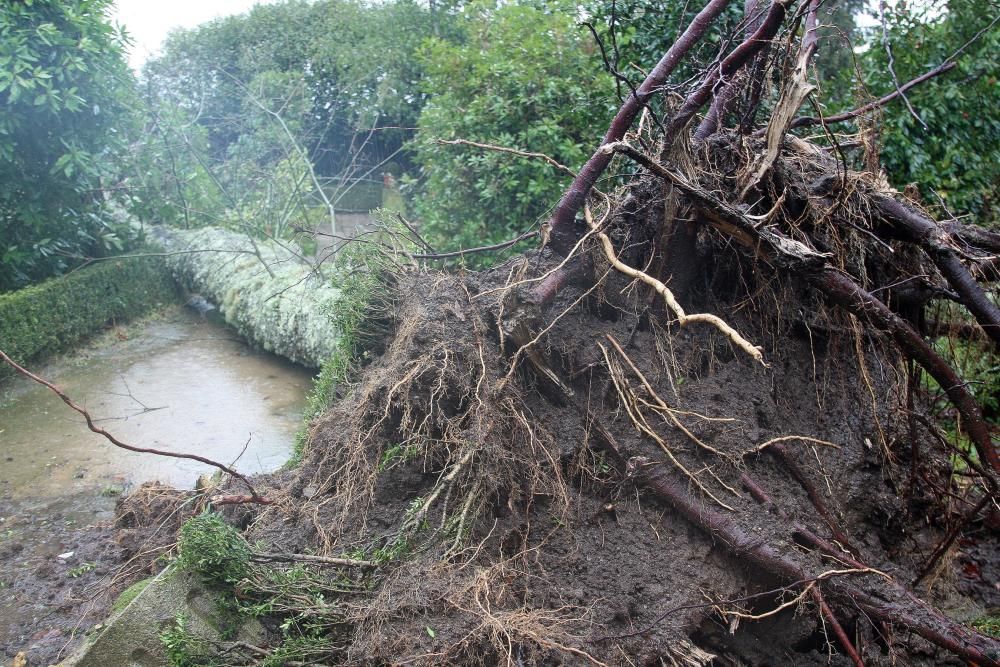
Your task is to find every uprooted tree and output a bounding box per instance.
[91,1,1000,665]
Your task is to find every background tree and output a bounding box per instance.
[860,0,1000,226]
[0,0,135,291]
[411,0,615,255]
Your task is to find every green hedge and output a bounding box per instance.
[0,256,178,371]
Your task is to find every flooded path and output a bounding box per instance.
[0,306,313,663]
[1,306,312,497]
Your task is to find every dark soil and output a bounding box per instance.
[233,238,996,665]
[0,493,120,667]
[0,483,192,667]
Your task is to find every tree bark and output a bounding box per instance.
[874,195,1000,347]
[547,0,735,252]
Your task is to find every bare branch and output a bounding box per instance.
[0,349,270,504]
[436,138,577,178]
[547,0,736,252]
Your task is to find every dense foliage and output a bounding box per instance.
[411,1,615,253]
[0,0,136,290]
[859,0,1000,225]
[135,0,435,239]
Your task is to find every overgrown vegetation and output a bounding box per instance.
[0,0,137,290]
[177,512,251,586]
[291,210,410,464]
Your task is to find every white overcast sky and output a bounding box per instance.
[112,0,278,70]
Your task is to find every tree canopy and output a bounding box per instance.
[0,0,134,290]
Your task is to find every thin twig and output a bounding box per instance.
[251,552,376,568]
[412,230,539,260]
[789,61,956,130]
[879,0,925,128]
[435,139,576,178]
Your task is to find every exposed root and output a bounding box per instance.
[586,201,765,365]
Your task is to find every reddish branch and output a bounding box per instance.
[0,348,271,504]
[765,444,861,557]
[662,0,793,145]
[546,0,735,252]
[815,269,1000,475]
[789,61,957,130]
[628,459,1000,665]
[582,391,995,663]
[874,195,1000,346]
[605,142,1000,477]
[811,587,865,667]
[693,0,786,141]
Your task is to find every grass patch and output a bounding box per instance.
[111,577,153,613]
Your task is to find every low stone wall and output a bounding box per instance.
[156,226,339,368]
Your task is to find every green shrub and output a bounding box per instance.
[177,512,251,586]
[160,614,218,667]
[0,255,177,374]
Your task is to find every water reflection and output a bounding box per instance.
[0,307,312,497]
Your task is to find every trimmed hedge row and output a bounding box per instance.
[0,256,178,370]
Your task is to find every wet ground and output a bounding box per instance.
[0,306,313,665]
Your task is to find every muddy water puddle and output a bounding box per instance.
[0,307,313,661]
[1,306,312,497]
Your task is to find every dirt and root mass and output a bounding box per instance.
[152,129,997,665]
[8,5,1000,660]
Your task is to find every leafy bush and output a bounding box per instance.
[411,0,615,258]
[160,614,218,667]
[861,0,1000,225]
[0,256,176,372]
[177,512,250,586]
[0,0,137,289]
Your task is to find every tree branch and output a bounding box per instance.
[547,0,736,252]
[789,61,957,130]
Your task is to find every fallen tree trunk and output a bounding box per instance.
[154,226,342,368]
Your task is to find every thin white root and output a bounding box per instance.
[600,343,737,512]
[745,435,841,456]
[585,204,765,365]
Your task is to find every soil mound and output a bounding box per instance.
[232,133,998,665]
